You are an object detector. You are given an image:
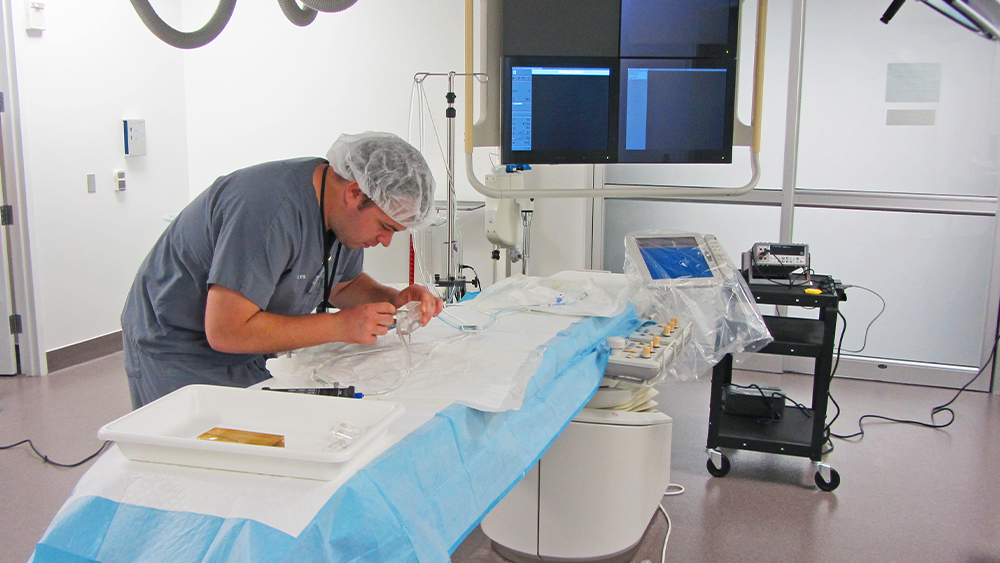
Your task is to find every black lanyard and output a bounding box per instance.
[316,164,341,313]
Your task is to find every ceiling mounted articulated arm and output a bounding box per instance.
[278,0,319,27]
[881,0,909,23]
[130,0,360,48]
[881,0,1000,41]
[130,0,236,50]
[301,0,359,12]
[278,0,359,28]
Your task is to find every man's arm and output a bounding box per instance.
[327,273,399,309]
[330,273,444,325]
[204,284,395,354]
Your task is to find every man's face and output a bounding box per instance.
[335,197,406,250]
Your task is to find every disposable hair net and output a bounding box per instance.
[326,132,437,229]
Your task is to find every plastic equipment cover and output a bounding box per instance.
[624,230,772,380]
[470,274,631,319]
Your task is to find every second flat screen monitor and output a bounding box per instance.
[618,58,736,163]
[501,57,735,164]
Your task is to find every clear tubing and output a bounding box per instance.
[310,330,412,396]
[435,299,584,332]
[372,329,413,396]
[310,331,470,395]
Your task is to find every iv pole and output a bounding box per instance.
[413,71,488,302]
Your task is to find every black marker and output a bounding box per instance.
[262,387,363,398]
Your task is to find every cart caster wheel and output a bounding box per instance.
[707,454,730,477]
[815,467,840,491]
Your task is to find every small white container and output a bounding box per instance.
[98,384,404,480]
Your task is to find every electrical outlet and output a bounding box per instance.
[26,2,45,31]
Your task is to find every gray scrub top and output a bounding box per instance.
[121,157,363,366]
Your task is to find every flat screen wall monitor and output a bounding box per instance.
[618,58,736,163]
[502,56,619,165]
[620,0,740,58]
[626,233,733,288]
[501,57,735,165]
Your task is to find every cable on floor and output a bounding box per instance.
[663,483,685,496]
[0,439,110,468]
[655,503,672,563]
[823,294,1000,453]
[642,484,682,563]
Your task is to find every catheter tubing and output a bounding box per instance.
[463,0,767,200]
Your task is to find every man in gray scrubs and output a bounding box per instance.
[121,132,443,409]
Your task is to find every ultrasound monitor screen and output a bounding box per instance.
[503,57,617,164]
[636,236,713,279]
[618,58,735,163]
[620,0,739,58]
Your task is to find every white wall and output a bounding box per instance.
[181,1,463,195]
[9,0,594,359]
[10,0,191,354]
[797,2,999,196]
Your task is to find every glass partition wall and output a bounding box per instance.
[599,0,1000,391]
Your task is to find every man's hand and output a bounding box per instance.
[393,284,444,326]
[205,284,398,354]
[331,302,397,344]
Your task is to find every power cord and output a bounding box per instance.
[839,285,885,354]
[820,309,851,454]
[827,333,994,443]
[654,503,673,563]
[0,439,110,468]
[650,484,683,563]
[823,289,997,453]
[459,264,480,291]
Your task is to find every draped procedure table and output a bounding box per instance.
[31,308,641,563]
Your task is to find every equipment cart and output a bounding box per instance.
[705,274,846,491]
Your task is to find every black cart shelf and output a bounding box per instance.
[705,274,846,491]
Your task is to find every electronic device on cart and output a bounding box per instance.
[741,242,811,285]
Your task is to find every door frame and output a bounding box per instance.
[0,0,47,376]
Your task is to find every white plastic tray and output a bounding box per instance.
[98,384,404,480]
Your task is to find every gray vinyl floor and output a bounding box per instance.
[2,354,999,563]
